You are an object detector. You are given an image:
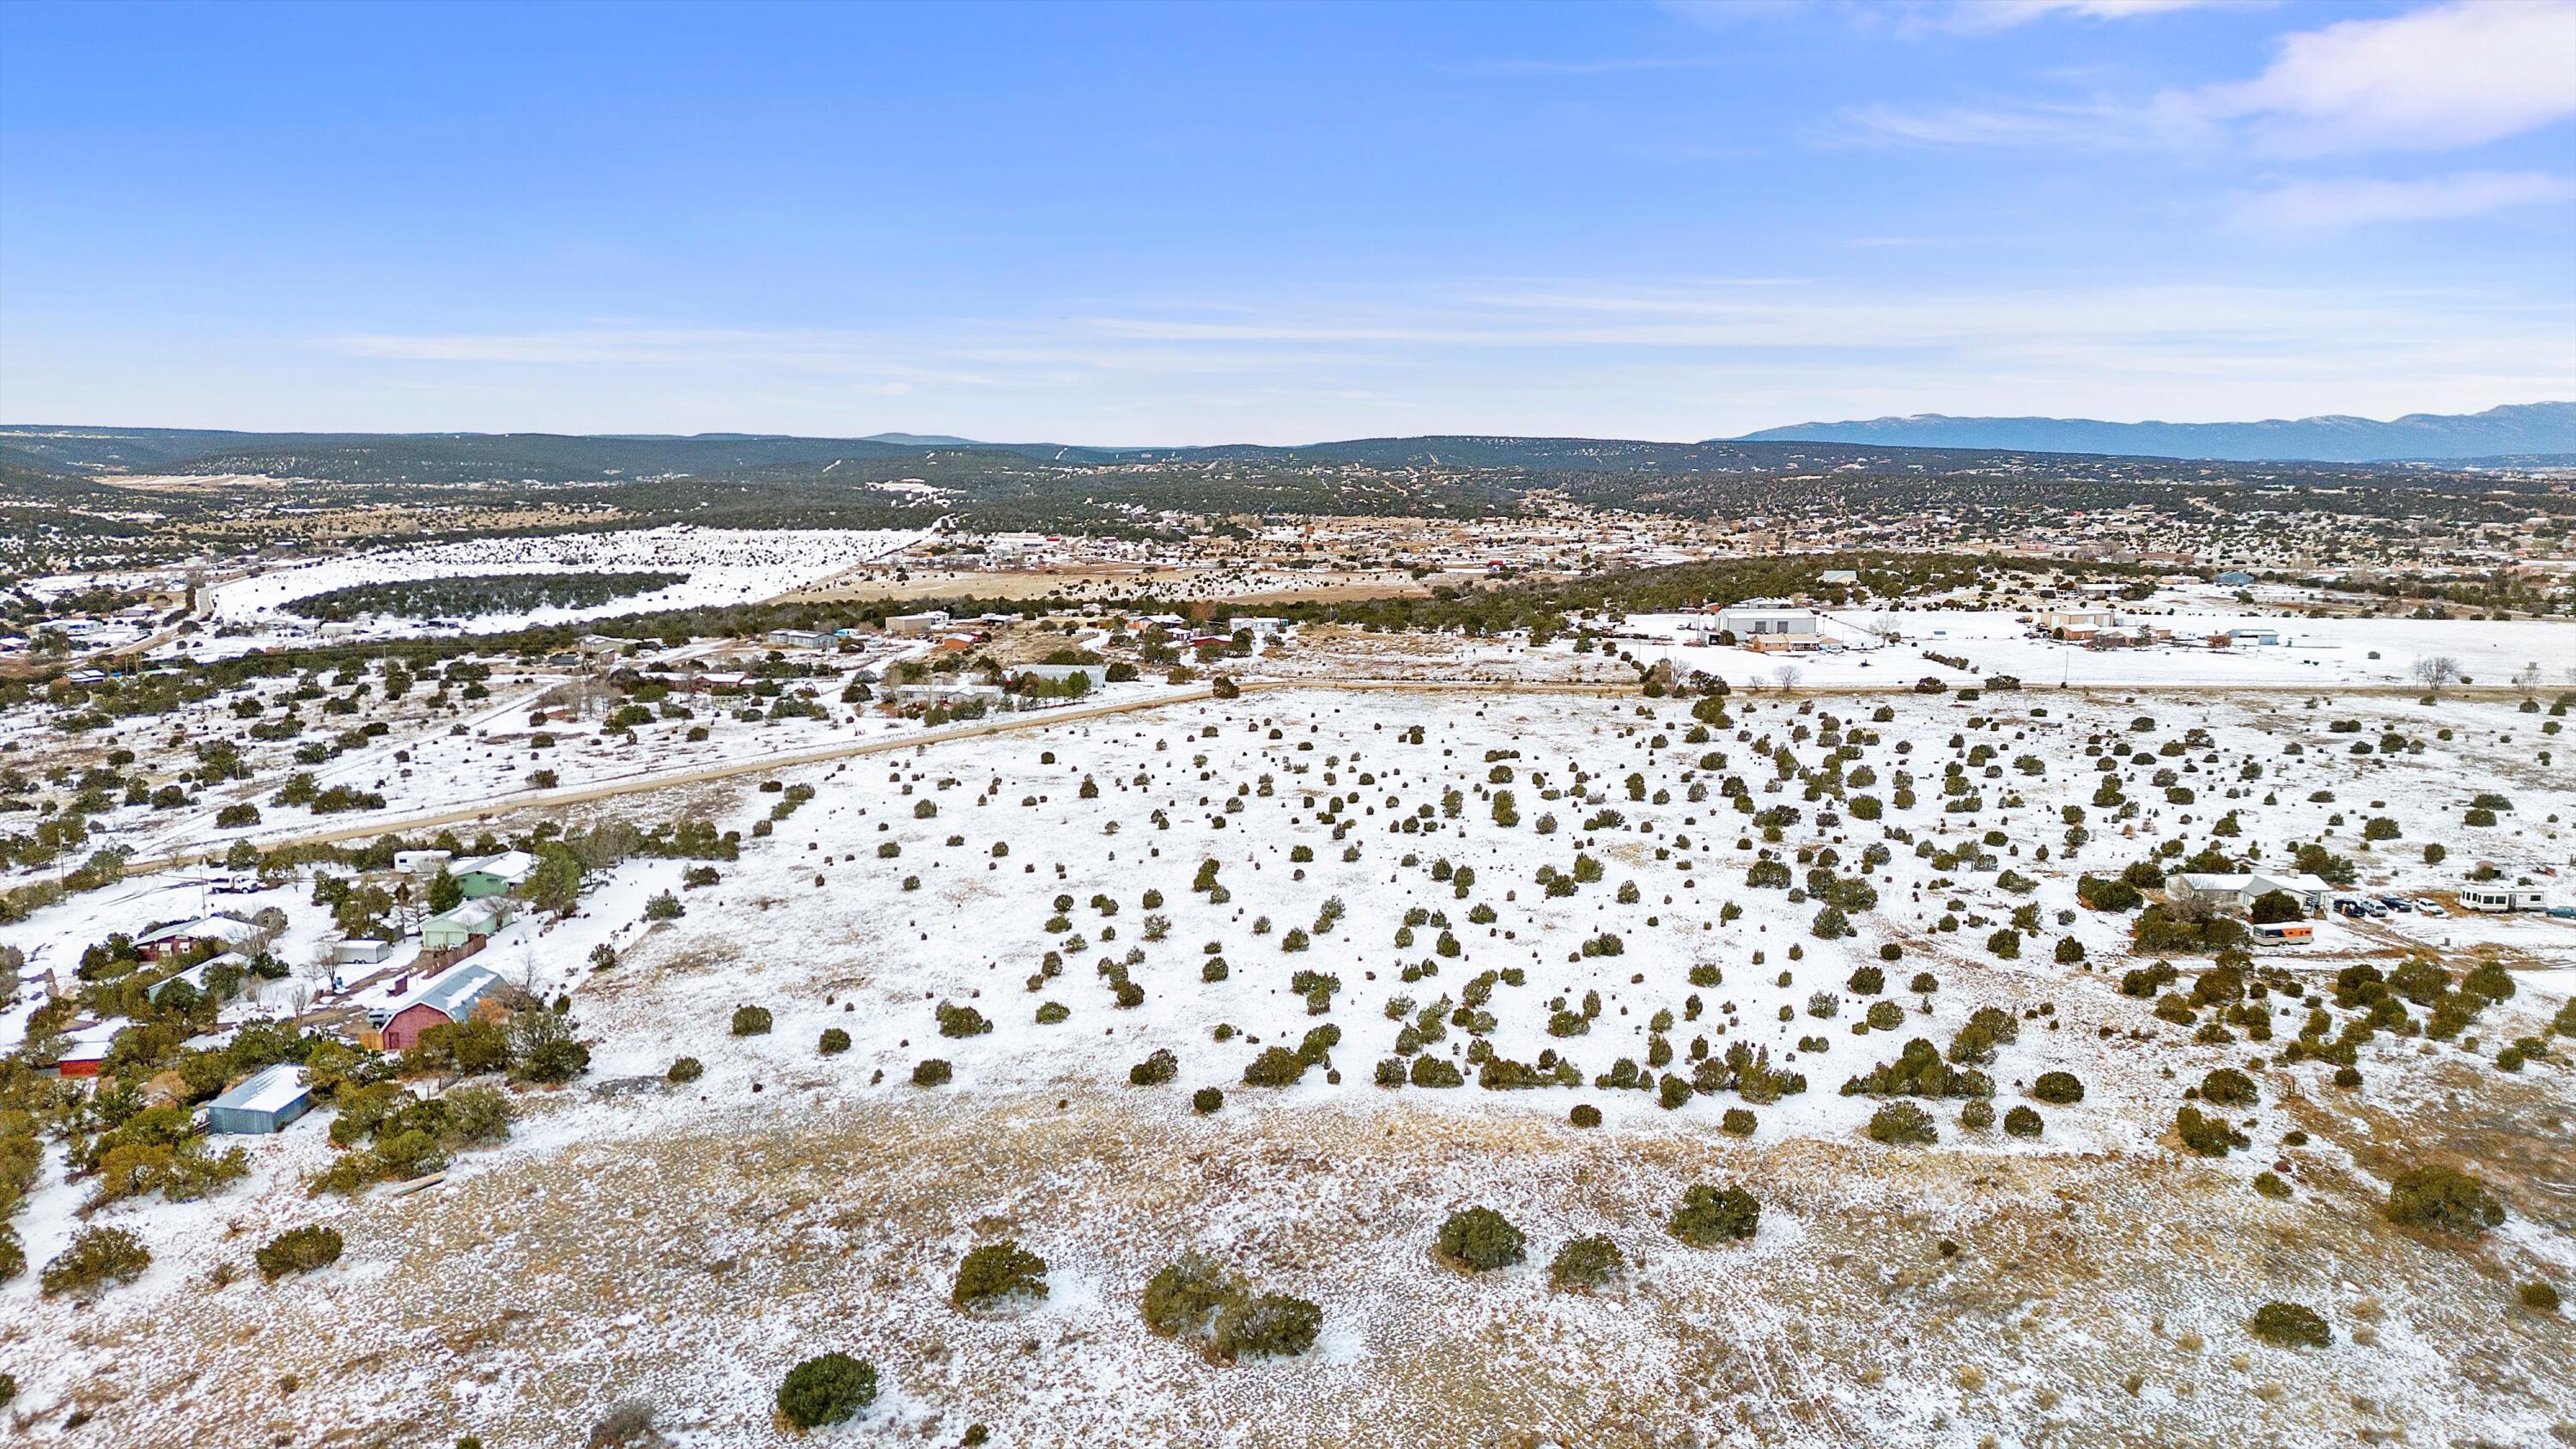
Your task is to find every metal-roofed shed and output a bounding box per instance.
[207,1063,313,1134]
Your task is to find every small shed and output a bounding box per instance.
[2215,570,2256,587]
[55,1020,125,1078]
[206,1063,313,1135]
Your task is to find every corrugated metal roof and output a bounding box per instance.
[135,914,261,947]
[427,898,507,935]
[410,964,501,1022]
[451,850,537,882]
[212,1062,308,1116]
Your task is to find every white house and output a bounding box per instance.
[1710,606,1822,649]
[133,914,264,962]
[2037,608,2117,634]
[2166,871,2335,916]
[885,610,954,637]
[451,850,538,898]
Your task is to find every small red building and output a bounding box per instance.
[377,964,505,1052]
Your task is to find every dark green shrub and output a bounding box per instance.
[2248,890,2303,924]
[817,1028,851,1056]
[911,1058,953,1087]
[2385,1165,2503,1235]
[1191,1086,1224,1113]
[1720,1107,1756,1136]
[776,1352,878,1428]
[1142,1251,1241,1338]
[2030,1071,2084,1105]
[1569,1102,1602,1129]
[2198,1068,2257,1106]
[39,1226,150,1298]
[1959,1099,1995,1130]
[2248,1300,2330,1349]
[1410,1056,1463,1088]
[1666,1184,1759,1245]
[1867,1101,1936,1145]
[2002,1105,2042,1137]
[953,1240,1049,1307]
[936,1002,993,1038]
[256,1225,343,1280]
[1242,1047,1308,1087]
[2521,1281,2561,1313]
[1842,1038,1985,1099]
[2253,1172,2292,1200]
[2174,1105,2246,1157]
[1212,1293,1322,1361]
[1436,1206,1526,1272]
[2076,874,2142,911]
[1549,1234,1625,1290]
[730,1004,773,1036]
[666,1056,703,1083]
[1128,1049,1178,1087]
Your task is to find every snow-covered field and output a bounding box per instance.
[191,526,931,647]
[1618,610,2576,692]
[6,683,2573,1446]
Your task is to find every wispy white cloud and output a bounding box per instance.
[2165,0,2576,155]
[258,277,2572,442]
[1841,99,2136,148]
[2228,170,2576,230]
[1855,2,2576,155]
[1912,0,2235,34]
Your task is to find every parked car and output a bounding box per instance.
[2414,899,2446,916]
[2377,895,2413,912]
[2549,904,2576,920]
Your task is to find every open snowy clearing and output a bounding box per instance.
[189,526,932,649]
[1614,612,2576,692]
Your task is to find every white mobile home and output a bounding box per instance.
[2460,886,2546,913]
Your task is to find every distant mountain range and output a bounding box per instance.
[7,405,2567,485]
[1728,402,2574,463]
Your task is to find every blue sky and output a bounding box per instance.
[2,0,2570,443]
